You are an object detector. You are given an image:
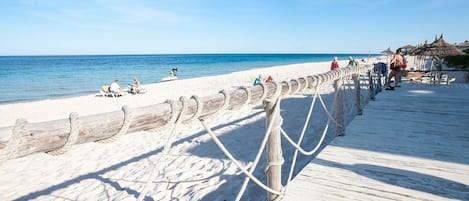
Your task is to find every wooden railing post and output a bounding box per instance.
[333,79,345,136]
[264,97,283,201]
[352,74,363,115]
[368,71,376,101]
[377,68,383,93]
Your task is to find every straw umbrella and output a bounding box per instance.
[381,47,394,62]
[421,34,464,58]
[418,34,464,83]
[381,47,394,55]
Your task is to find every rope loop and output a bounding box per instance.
[290,79,300,94]
[165,99,178,125]
[281,80,291,97]
[299,77,309,92]
[239,86,252,107]
[96,105,132,143]
[178,96,189,124]
[264,81,282,103]
[258,82,268,103]
[0,118,27,162]
[219,89,231,111]
[47,112,81,155]
[188,95,203,122]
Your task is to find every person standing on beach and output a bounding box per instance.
[347,56,358,67]
[253,74,263,85]
[386,50,404,90]
[331,56,339,70]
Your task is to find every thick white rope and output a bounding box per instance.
[199,119,284,197]
[299,77,309,92]
[137,97,188,201]
[184,95,203,123]
[237,84,282,201]
[282,80,291,97]
[286,81,321,184]
[47,112,80,155]
[280,120,329,156]
[239,86,252,108]
[317,89,344,128]
[291,79,301,94]
[258,82,268,103]
[96,105,132,143]
[219,89,231,111]
[0,118,27,162]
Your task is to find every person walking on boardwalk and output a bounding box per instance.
[386,50,404,90]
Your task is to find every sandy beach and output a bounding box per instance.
[0,58,379,200]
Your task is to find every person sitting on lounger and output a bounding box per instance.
[129,77,141,94]
[110,79,127,96]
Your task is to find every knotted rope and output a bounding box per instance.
[198,81,285,200]
[47,112,80,155]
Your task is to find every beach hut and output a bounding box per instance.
[397,45,416,55]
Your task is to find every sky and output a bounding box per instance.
[1,0,468,55]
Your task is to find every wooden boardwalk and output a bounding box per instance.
[284,83,469,201]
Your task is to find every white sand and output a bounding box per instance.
[0,58,380,201]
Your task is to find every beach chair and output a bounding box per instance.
[99,85,117,98]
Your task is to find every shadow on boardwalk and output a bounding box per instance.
[285,84,469,201]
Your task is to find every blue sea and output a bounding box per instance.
[0,54,375,104]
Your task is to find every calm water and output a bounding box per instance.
[0,54,374,103]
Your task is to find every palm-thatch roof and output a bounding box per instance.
[418,34,464,57]
[380,47,394,55]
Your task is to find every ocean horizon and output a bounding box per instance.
[0,53,377,104]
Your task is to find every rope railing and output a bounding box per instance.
[0,65,379,200]
[196,65,381,200]
[0,65,373,161]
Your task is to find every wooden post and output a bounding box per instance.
[333,79,345,136]
[264,98,283,201]
[368,71,376,101]
[352,74,362,115]
[377,68,382,93]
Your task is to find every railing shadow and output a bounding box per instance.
[13,80,368,200]
[314,158,469,200]
[196,90,367,200]
[12,111,264,201]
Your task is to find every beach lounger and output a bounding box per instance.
[99,85,118,98]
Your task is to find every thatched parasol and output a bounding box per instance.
[420,34,464,57]
[380,47,394,55]
[417,34,464,77]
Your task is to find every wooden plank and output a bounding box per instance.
[284,83,469,201]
